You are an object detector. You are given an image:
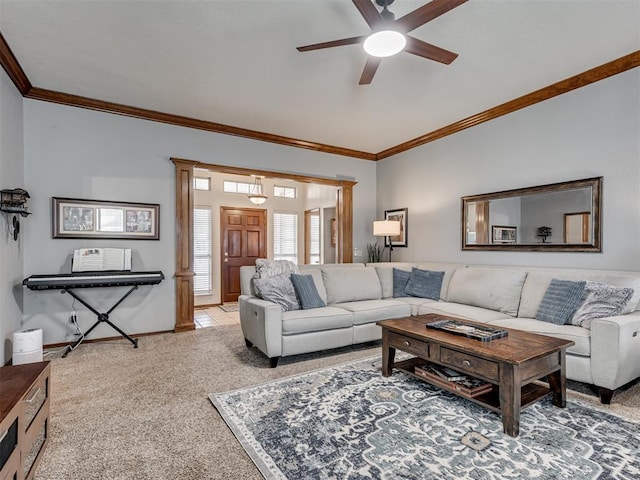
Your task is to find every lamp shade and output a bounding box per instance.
[373,220,401,237]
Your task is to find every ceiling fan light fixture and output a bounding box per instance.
[363,30,406,58]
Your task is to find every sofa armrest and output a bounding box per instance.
[590,311,640,390]
[239,294,284,358]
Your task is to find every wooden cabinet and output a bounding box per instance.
[0,362,50,480]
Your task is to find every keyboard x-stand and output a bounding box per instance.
[23,271,164,357]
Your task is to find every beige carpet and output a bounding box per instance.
[36,325,640,480]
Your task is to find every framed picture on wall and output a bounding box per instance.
[384,208,408,247]
[52,197,160,240]
[492,225,517,244]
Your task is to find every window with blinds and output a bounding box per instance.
[274,212,298,264]
[194,207,212,295]
[309,213,320,264]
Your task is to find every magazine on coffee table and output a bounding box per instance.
[425,318,508,342]
[414,363,493,397]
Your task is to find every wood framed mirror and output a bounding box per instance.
[461,177,602,252]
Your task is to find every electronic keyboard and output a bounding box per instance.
[22,271,164,290]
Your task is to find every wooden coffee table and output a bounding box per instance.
[377,314,575,437]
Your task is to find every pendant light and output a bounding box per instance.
[248,175,268,205]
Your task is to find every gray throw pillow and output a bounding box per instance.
[255,259,299,278]
[290,274,326,310]
[404,267,444,300]
[392,268,411,298]
[571,281,634,329]
[253,274,300,311]
[536,279,586,325]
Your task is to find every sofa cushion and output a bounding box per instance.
[281,307,353,335]
[393,296,438,316]
[253,274,300,311]
[446,267,527,316]
[571,281,634,329]
[536,279,586,325]
[519,270,640,318]
[488,318,591,357]
[392,268,411,297]
[322,267,382,304]
[290,274,326,310]
[417,302,514,323]
[405,267,444,300]
[335,299,411,326]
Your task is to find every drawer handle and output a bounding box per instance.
[462,360,471,367]
[403,341,411,347]
[0,429,6,443]
[26,387,41,403]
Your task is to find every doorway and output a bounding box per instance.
[220,206,267,302]
[171,158,356,332]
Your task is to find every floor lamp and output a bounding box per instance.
[373,220,401,262]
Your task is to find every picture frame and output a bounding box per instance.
[384,208,408,247]
[52,197,160,240]
[492,225,517,244]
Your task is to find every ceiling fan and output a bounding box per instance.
[297,0,467,85]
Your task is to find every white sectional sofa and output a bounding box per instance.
[239,262,640,403]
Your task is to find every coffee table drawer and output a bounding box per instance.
[388,332,430,357]
[440,347,499,381]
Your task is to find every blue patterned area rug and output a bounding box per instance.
[209,357,640,479]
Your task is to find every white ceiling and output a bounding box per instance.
[1,0,638,153]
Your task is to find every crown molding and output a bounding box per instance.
[24,87,377,161]
[0,31,32,95]
[376,50,640,159]
[1,27,636,162]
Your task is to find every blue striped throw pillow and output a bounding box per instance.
[536,279,586,325]
[290,274,326,310]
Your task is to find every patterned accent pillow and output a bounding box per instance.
[392,268,411,298]
[290,274,326,310]
[255,259,299,278]
[404,267,445,300]
[571,281,634,329]
[253,274,300,312]
[536,279,586,325]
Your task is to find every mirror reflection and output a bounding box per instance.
[462,177,602,252]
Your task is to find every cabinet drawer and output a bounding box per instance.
[24,374,48,431]
[23,417,47,480]
[388,332,430,358]
[440,347,499,381]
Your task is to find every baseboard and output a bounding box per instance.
[43,329,174,349]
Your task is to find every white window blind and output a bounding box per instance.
[274,212,298,264]
[194,207,212,294]
[310,214,320,264]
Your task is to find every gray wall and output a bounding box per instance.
[0,69,25,363]
[22,100,377,345]
[376,69,640,270]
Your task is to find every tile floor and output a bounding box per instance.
[194,304,240,328]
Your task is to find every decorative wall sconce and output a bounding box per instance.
[1,188,31,241]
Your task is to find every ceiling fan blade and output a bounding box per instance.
[395,0,468,33]
[352,0,384,29]
[359,57,381,85]
[297,35,367,52]
[404,36,458,64]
